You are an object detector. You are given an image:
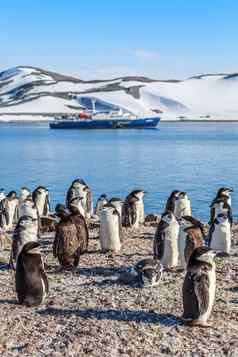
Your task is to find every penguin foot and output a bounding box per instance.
[185,319,212,328]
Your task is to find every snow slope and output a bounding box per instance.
[0,66,238,121]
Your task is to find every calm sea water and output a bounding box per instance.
[1,122,238,221]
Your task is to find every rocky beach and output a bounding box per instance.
[0,220,237,356]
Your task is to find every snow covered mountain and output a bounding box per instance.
[0,66,238,121]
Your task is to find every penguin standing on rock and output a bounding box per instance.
[95,194,108,218]
[16,241,48,307]
[32,186,50,217]
[182,247,217,327]
[178,216,205,269]
[174,192,192,220]
[209,188,233,226]
[0,191,19,231]
[208,213,231,256]
[66,179,92,219]
[153,211,179,270]
[165,190,180,213]
[53,202,85,270]
[100,203,122,253]
[122,190,145,228]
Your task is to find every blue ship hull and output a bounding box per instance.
[49,117,160,129]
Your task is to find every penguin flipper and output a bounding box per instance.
[153,230,164,260]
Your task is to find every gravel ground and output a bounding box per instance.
[0,221,237,357]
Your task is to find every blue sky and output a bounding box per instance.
[1,0,238,79]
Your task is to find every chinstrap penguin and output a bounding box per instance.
[100,203,122,253]
[53,203,82,270]
[122,190,145,228]
[209,187,233,225]
[0,191,19,231]
[32,186,50,217]
[15,241,49,307]
[182,246,216,327]
[153,211,180,270]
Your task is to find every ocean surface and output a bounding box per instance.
[1,122,238,221]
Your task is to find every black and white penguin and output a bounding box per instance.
[208,212,231,256]
[165,190,180,213]
[122,190,145,228]
[178,216,205,269]
[0,191,19,231]
[95,194,108,217]
[100,203,122,252]
[153,211,180,269]
[53,203,82,269]
[209,187,233,226]
[10,215,39,269]
[174,192,192,220]
[66,179,92,219]
[182,246,216,327]
[32,186,50,217]
[133,258,163,288]
[15,241,48,307]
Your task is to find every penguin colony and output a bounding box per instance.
[0,183,234,327]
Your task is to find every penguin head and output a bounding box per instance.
[109,197,124,208]
[7,191,17,199]
[99,194,107,200]
[170,190,180,199]
[178,191,188,200]
[35,186,48,198]
[179,216,194,229]
[17,216,35,229]
[20,187,31,195]
[72,178,87,189]
[179,216,204,232]
[135,259,163,288]
[217,187,233,198]
[189,247,216,266]
[161,211,176,224]
[131,190,145,200]
[55,203,68,218]
[101,203,119,215]
[69,197,83,213]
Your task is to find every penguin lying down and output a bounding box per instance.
[118,258,163,288]
[15,241,49,307]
